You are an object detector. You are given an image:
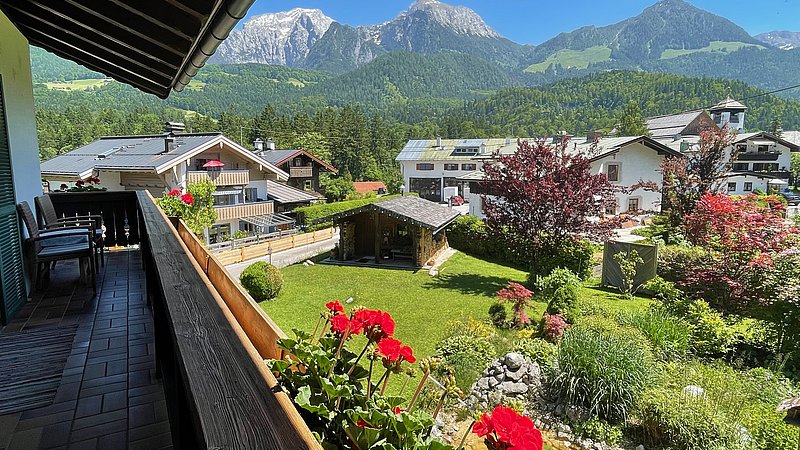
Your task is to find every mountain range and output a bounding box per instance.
[29,0,800,111]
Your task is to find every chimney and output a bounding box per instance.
[480,143,487,155]
[164,134,175,153]
[586,131,603,143]
[436,136,442,147]
[505,136,512,145]
[163,121,185,134]
[266,138,276,151]
[253,138,264,152]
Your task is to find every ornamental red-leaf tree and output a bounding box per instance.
[681,192,797,312]
[659,126,738,228]
[481,139,619,276]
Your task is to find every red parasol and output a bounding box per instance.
[202,160,224,168]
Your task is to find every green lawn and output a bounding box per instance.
[260,252,652,362]
[660,40,764,59]
[45,78,111,91]
[524,46,612,73]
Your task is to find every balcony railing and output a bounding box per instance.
[214,202,274,221]
[47,191,141,247]
[49,191,320,449]
[737,152,781,161]
[289,166,313,178]
[187,169,250,186]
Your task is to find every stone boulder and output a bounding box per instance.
[466,352,542,410]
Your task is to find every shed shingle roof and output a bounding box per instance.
[318,196,460,233]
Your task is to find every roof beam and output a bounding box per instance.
[104,0,203,42]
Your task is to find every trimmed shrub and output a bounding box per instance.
[644,276,686,313]
[618,309,691,361]
[532,237,596,280]
[657,244,713,284]
[512,338,558,371]
[539,268,582,323]
[295,194,407,231]
[488,302,508,328]
[239,261,283,301]
[554,326,655,421]
[685,300,737,357]
[435,334,496,391]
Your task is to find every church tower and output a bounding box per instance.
[710,98,747,133]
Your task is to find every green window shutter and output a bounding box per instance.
[0,75,27,324]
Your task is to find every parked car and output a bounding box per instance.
[780,192,800,206]
[448,195,464,206]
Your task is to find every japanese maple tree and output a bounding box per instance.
[481,139,619,275]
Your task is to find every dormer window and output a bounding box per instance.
[453,147,478,155]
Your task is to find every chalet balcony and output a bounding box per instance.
[736,152,781,161]
[187,170,250,186]
[214,201,274,221]
[289,166,313,178]
[0,191,318,449]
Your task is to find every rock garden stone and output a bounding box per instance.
[466,352,543,411]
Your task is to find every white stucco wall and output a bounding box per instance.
[719,175,769,195]
[1,13,42,208]
[591,143,665,213]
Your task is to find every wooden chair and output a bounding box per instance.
[35,194,105,267]
[17,201,96,293]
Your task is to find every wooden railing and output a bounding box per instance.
[136,191,320,449]
[214,227,335,265]
[187,169,250,186]
[289,166,313,178]
[214,202,274,221]
[207,229,298,253]
[47,191,140,247]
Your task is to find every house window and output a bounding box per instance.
[727,182,737,192]
[443,163,459,171]
[606,163,620,182]
[416,163,434,171]
[733,163,748,171]
[729,113,740,123]
[753,163,779,172]
[605,201,617,216]
[735,144,747,153]
[462,163,477,171]
[757,145,769,153]
[245,188,258,202]
[453,147,478,155]
[304,180,312,191]
[744,182,753,192]
[627,198,640,212]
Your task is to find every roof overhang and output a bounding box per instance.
[154,135,290,181]
[271,150,338,173]
[588,136,683,163]
[0,0,255,98]
[735,132,800,152]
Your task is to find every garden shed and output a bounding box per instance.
[319,196,459,267]
[601,240,658,292]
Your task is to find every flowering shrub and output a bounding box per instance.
[541,313,568,342]
[497,282,534,328]
[270,303,457,449]
[472,405,543,450]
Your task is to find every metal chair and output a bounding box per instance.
[17,201,96,293]
[35,194,105,267]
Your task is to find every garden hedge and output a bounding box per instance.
[295,194,411,231]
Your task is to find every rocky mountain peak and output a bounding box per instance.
[403,0,500,38]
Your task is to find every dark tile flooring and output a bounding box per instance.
[0,250,172,450]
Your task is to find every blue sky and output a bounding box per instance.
[242,0,798,44]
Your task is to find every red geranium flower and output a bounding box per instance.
[399,345,416,364]
[394,407,402,415]
[167,189,181,196]
[325,300,344,314]
[181,193,194,205]
[330,314,350,335]
[354,309,395,342]
[376,337,402,362]
[75,180,85,186]
[473,405,542,450]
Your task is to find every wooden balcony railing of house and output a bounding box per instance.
[289,166,313,178]
[49,191,320,449]
[187,169,250,186]
[214,201,274,221]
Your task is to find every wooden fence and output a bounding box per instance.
[215,227,336,265]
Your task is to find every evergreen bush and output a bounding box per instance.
[239,261,283,301]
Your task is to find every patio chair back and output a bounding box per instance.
[17,201,41,251]
[34,194,59,227]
